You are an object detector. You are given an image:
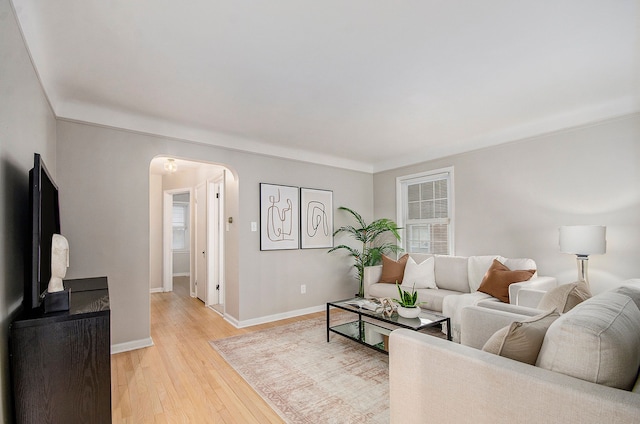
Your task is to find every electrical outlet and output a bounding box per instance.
[300,284,306,294]
[251,221,258,232]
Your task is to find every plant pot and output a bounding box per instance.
[397,305,421,319]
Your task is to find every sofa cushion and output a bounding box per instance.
[468,255,500,292]
[378,254,409,284]
[537,281,591,313]
[367,285,457,313]
[477,259,535,303]
[401,256,436,289]
[416,288,460,313]
[613,284,640,310]
[482,310,559,365]
[536,289,640,390]
[434,255,469,293]
[368,282,400,299]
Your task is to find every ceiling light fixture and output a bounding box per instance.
[164,158,177,173]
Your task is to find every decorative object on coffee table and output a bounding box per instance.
[328,206,402,297]
[379,297,396,318]
[394,283,422,318]
[397,305,421,319]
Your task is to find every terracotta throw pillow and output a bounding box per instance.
[537,281,591,313]
[477,259,536,303]
[378,254,409,284]
[482,310,560,365]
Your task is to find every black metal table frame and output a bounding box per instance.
[326,298,452,354]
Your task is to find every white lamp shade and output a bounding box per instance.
[559,225,606,256]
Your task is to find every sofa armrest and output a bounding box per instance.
[508,276,557,305]
[476,300,544,316]
[514,288,547,308]
[460,304,540,349]
[363,265,382,298]
[389,329,640,424]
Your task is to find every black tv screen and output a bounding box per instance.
[26,153,60,310]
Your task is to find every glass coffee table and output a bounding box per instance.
[326,298,452,354]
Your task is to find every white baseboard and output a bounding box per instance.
[173,272,190,277]
[228,304,326,329]
[150,287,164,293]
[111,337,154,354]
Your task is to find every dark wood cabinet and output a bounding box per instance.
[10,277,111,424]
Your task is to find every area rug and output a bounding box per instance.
[209,315,390,424]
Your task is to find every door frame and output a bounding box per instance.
[162,187,193,293]
[206,175,225,308]
[195,182,207,302]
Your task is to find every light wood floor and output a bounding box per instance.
[111,278,321,423]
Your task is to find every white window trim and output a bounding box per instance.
[396,166,455,255]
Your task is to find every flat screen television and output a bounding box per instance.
[25,153,61,311]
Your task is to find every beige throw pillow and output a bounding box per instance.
[482,310,560,365]
[378,254,409,284]
[536,291,640,390]
[537,281,591,313]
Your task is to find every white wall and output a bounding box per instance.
[0,0,57,420]
[149,173,163,290]
[56,120,372,347]
[172,252,189,276]
[374,114,640,294]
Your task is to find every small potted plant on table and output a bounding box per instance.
[394,282,422,319]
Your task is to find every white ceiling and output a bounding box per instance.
[12,0,640,172]
[149,156,213,176]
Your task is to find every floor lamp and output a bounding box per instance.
[559,225,606,287]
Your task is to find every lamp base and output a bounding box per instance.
[576,255,589,286]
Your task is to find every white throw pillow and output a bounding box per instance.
[401,256,436,289]
[467,255,502,292]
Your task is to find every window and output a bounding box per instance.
[397,167,453,255]
[172,202,190,251]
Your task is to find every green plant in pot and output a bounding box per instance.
[394,282,422,319]
[328,206,402,297]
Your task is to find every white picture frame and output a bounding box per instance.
[300,188,333,249]
[260,183,299,250]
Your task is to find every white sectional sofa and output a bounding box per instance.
[388,283,640,424]
[363,253,557,341]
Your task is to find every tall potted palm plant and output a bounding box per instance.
[329,206,402,297]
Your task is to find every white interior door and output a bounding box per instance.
[195,182,207,302]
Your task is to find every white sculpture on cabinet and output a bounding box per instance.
[48,234,69,293]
